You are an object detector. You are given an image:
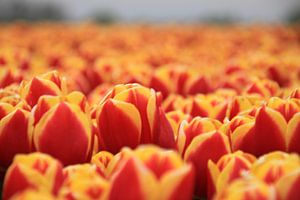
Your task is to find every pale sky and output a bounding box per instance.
[4,0,300,22]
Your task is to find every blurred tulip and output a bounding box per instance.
[33,101,92,165]
[177,117,222,155]
[96,84,175,154]
[2,153,64,200]
[10,189,56,200]
[184,131,231,197]
[166,110,191,138]
[214,177,277,200]
[91,151,114,176]
[287,113,300,154]
[276,169,300,200]
[207,151,256,199]
[0,68,23,89]
[245,79,281,98]
[106,145,195,200]
[60,164,109,200]
[231,106,286,156]
[0,103,31,168]
[266,97,300,122]
[20,71,67,107]
[250,151,300,184]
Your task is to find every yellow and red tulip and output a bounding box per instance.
[96,84,175,154]
[10,189,56,200]
[214,177,278,200]
[0,103,31,168]
[60,164,109,200]
[184,131,231,197]
[33,101,93,165]
[2,153,64,200]
[20,71,67,107]
[231,106,286,156]
[177,117,222,155]
[105,145,195,200]
[275,169,300,200]
[250,151,300,184]
[207,151,256,199]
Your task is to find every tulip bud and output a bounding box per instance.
[21,71,67,107]
[250,151,300,184]
[2,153,64,200]
[10,189,55,200]
[245,79,281,98]
[214,177,277,200]
[184,131,231,197]
[207,151,256,199]
[231,106,286,156]
[276,169,300,200]
[177,117,222,156]
[287,113,300,154]
[96,84,175,154]
[91,151,114,176]
[0,104,31,168]
[33,102,92,165]
[60,164,109,200]
[106,145,195,200]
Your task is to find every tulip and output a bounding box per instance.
[177,117,222,156]
[207,151,256,199]
[2,153,64,200]
[96,84,175,154]
[91,151,114,176]
[0,68,23,88]
[166,110,191,138]
[106,145,195,200]
[20,71,67,107]
[0,103,31,168]
[287,112,300,154]
[275,169,300,200]
[266,97,300,122]
[231,106,286,156]
[250,151,300,184]
[9,189,56,200]
[184,131,231,197]
[60,164,109,200]
[225,96,261,120]
[33,101,92,165]
[214,177,278,200]
[245,79,281,98]
[288,88,300,99]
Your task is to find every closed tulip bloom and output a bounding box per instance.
[231,106,286,156]
[106,145,195,200]
[207,151,256,199]
[60,164,109,200]
[20,71,67,107]
[10,189,56,200]
[177,117,222,156]
[250,151,300,184]
[287,113,300,154]
[184,131,231,197]
[96,84,175,154]
[33,101,92,165]
[0,103,31,168]
[2,153,64,200]
[275,169,300,200]
[214,177,278,200]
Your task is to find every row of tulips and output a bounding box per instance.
[2,147,300,200]
[0,24,300,199]
[1,25,300,96]
[0,70,299,199]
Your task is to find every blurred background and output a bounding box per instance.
[0,0,300,23]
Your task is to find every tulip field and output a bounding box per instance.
[0,23,300,200]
